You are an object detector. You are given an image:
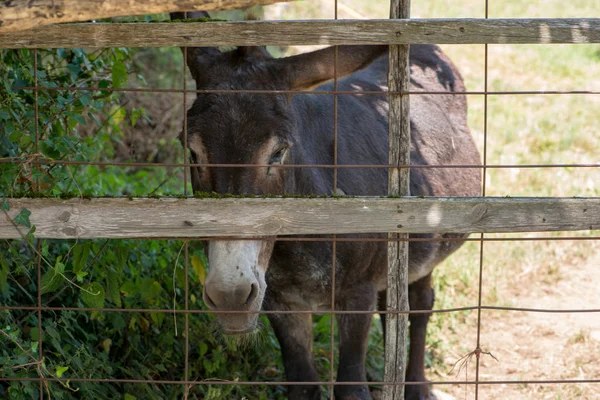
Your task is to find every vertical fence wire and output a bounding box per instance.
[474,0,491,398]
[330,0,340,397]
[182,14,191,397]
[32,48,45,399]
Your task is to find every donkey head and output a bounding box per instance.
[177,12,387,334]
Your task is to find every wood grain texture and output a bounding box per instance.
[0,0,292,33]
[2,197,596,238]
[1,18,599,48]
[385,0,411,398]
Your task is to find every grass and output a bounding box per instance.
[261,1,600,398]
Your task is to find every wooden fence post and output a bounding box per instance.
[384,0,411,399]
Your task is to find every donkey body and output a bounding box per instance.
[175,12,480,400]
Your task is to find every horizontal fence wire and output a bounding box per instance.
[2,377,600,386]
[2,157,598,169]
[10,85,600,95]
[2,305,600,315]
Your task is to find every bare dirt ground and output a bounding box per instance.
[435,251,600,400]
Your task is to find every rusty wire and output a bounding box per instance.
[3,3,599,398]
[2,157,598,169]
[474,1,490,397]
[182,17,191,392]
[10,85,600,96]
[2,376,600,386]
[2,304,600,315]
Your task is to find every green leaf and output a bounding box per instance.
[56,365,69,378]
[88,111,102,127]
[24,226,36,244]
[69,113,87,126]
[0,257,8,296]
[111,314,126,330]
[124,394,137,400]
[72,243,91,274]
[81,281,105,308]
[191,254,206,285]
[1,197,8,211]
[149,312,164,328]
[14,208,31,228]
[39,140,61,159]
[199,341,208,357]
[120,281,137,296]
[76,271,88,282]
[79,94,92,107]
[106,267,122,307]
[140,278,162,301]
[39,261,65,295]
[111,60,128,89]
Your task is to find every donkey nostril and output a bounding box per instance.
[203,289,218,309]
[244,283,259,306]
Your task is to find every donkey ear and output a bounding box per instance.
[170,11,221,86]
[274,45,388,90]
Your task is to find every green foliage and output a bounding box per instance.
[0,41,306,399]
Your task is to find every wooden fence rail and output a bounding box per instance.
[0,0,292,33]
[1,18,599,48]
[1,197,598,239]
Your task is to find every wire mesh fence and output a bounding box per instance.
[1,1,599,399]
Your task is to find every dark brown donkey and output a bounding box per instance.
[173,12,481,400]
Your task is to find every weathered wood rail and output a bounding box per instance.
[1,18,598,48]
[1,197,598,239]
[0,0,293,33]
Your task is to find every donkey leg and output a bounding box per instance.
[268,312,320,400]
[377,290,387,343]
[335,283,378,400]
[405,273,435,400]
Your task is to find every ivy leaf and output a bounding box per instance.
[81,282,105,308]
[24,226,36,244]
[191,254,207,285]
[111,60,128,89]
[14,208,31,228]
[56,365,69,378]
[1,197,9,211]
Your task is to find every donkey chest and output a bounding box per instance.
[266,246,338,310]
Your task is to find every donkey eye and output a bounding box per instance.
[269,148,287,164]
[267,147,288,177]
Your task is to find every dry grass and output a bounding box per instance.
[262,1,600,398]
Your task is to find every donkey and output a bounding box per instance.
[173,12,481,400]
